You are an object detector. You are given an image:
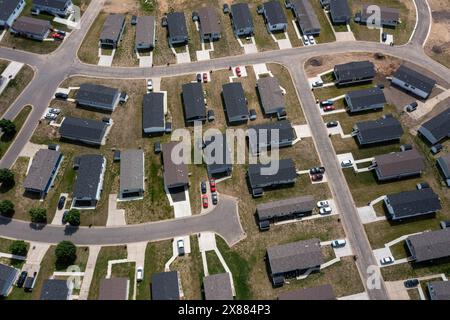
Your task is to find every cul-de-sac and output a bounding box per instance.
[0,0,449,302]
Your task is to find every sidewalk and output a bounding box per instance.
[0,61,24,96]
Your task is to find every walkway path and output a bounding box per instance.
[78,245,100,300]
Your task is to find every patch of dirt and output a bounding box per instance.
[425,0,450,67]
[103,0,138,14]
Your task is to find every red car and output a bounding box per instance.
[202,195,209,208]
[209,178,216,192]
[51,33,64,40]
[323,105,335,112]
[203,73,208,83]
[235,67,242,77]
[311,174,323,181]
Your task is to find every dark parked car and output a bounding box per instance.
[440,220,450,229]
[431,144,443,154]
[404,279,419,288]
[54,92,68,100]
[326,121,338,128]
[201,181,207,194]
[58,196,66,210]
[62,210,69,224]
[311,174,323,181]
[258,220,270,231]
[416,182,430,190]
[381,32,387,42]
[154,142,161,154]
[16,271,28,288]
[249,109,257,121]
[400,144,413,152]
[406,101,418,112]
[131,15,138,25]
[196,73,202,82]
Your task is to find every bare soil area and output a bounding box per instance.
[425,0,450,68]
[103,0,138,14]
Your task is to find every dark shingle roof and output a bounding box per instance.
[248,120,296,154]
[428,281,450,300]
[73,154,105,199]
[330,0,351,20]
[99,278,129,300]
[407,229,450,262]
[23,149,62,192]
[143,92,165,129]
[334,61,375,82]
[203,134,232,175]
[198,7,221,35]
[393,65,436,95]
[120,149,144,193]
[256,195,315,221]
[248,159,297,189]
[374,149,425,179]
[0,0,22,21]
[222,82,248,121]
[0,263,18,296]
[182,82,206,121]
[346,87,387,110]
[136,15,155,47]
[100,14,125,42]
[230,3,253,30]
[40,279,69,300]
[33,0,69,10]
[12,16,51,36]
[267,239,324,275]
[76,83,120,108]
[278,284,336,300]
[203,273,233,300]
[418,108,450,144]
[151,271,180,300]
[257,77,285,114]
[167,12,188,38]
[162,142,189,188]
[385,188,441,219]
[360,5,400,22]
[437,154,450,180]
[355,116,403,144]
[263,1,287,25]
[292,0,321,34]
[59,117,108,144]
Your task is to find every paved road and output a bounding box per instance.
[0,0,446,300]
[0,195,245,246]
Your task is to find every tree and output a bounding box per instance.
[64,209,80,226]
[0,119,16,137]
[0,168,14,186]
[55,241,76,268]
[29,207,47,223]
[9,240,28,257]
[0,200,14,216]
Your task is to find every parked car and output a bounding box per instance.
[211,192,218,205]
[317,200,329,208]
[202,195,208,208]
[431,144,443,154]
[312,80,323,88]
[310,167,325,174]
[320,99,334,107]
[311,174,323,181]
[400,144,413,152]
[154,142,161,154]
[55,92,68,100]
[249,109,257,121]
[209,178,216,192]
[341,159,353,168]
[258,220,270,231]
[326,121,338,128]
[58,196,66,210]
[196,73,202,82]
[201,181,207,194]
[380,256,395,265]
[56,30,66,37]
[223,3,230,13]
[31,8,40,15]
[136,266,144,282]
[323,105,335,112]
[302,35,309,45]
[319,206,332,215]
[45,113,57,120]
[308,35,315,45]
[177,239,185,256]
[405,101,418,112]
[331,239,346,248]
[203,73,208,83]
[131,15,138,25]
[235,67,242,77]
[16,271,28,288]
[62,210,69,224]
[381,32,387,42]
[416,182,430,190]
[404,279,419,288]
[207,109,215,121]
[440,220,450,229]
[147,79,153,92]
[49,108,61,114]
[51,33,64,40]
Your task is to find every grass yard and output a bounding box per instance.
[88,246,127,300]
[205,251,226,275]
[390,240,408,259]
[136,240,173,300]
[112,15,139,67]
[407,288,421,300]
[0,105,32,159]
[77,12,107,65]
[312,82,376,102]
[311,0,336,43]
[111,261,136,300]
[0,65,34,117]
[381,258,450,281]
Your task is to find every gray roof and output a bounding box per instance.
[23,149,62,192]
[167,12,188,38]
[120,149,144,193]
[59,117,108,144]
[76,83,120,108]
[162,142,189,188]
[418,108,450,144]
[385,188,441,219]
[99,278,129,300]
[428,281,450,300]
[222,82,248,121]
[355,116,403,144]
[12,16,51,36]
[407,229,450,262]
[182,82,206,121]
[143,92,165,129]
[198,7,221,36]
[267,239,324,275]
[73,154,105,199]
[0,0,22,21]
[151,271,180,300]
[393,65,436,95]
[292,0,321,34]
[256,195,315,221]
[263,1,287,25]
[40,279,69,300]
[334,61,375,82]
[203,273,233,300]
[0,263,18,296]
[248,120,296,154]
[437,154,450,183]
[33,0,69,10]
[230,3,253,30]
[330,0,351,19]
[256,77,285,114]
[248,159,297,189]
[100,14,125,42]
[278,284,336,300]
[360,5,400,22]
[135,15,155,47]
[373,149,425,179]
[346,87,387,110]
[203,134,232,176]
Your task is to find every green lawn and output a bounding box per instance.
[382,258,450,282]
[0,65,34,117]
[206,251,226,275]
[0,105,32,158]
[311,0,336,43]
[111,261,136,300]
[313,82,376,101]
